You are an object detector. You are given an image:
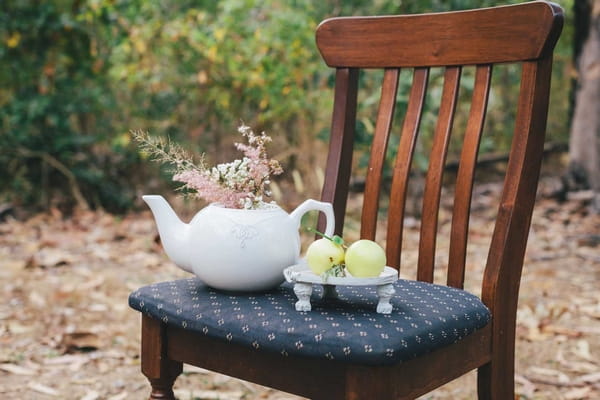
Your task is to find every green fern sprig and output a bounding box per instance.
[131,129,206,176]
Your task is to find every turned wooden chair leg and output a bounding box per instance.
[141,315,183,400]
[147,374,181,400]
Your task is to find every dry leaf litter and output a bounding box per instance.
[0,176,598,399]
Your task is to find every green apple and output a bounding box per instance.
[306,238,345,275]
[345,240,386,277]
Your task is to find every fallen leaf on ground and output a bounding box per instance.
[25,248,75,269]
[515,374,537,398]
[1,189,598,400]
[0,363,36,375]
[27,382,60,396]
[576,371,600,384]
[564,386,592,399]
[43,353,89,365]
[556,350,598,374]
[60,331,101,353]
[573,339,594,361]
[528,366,571,384]
[107,393,128,400]
[542,325,584,338]
[80,390,100,400]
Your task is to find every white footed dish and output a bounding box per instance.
[283,263,398,314]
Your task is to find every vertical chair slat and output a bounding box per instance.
[417,66,462,283]
[361,68,400,240]
[447,65,493,288]
[386,67,430,269]
[319,68,359,236]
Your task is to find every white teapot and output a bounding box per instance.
[143,195,334,291]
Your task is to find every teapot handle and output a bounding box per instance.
[289,199,335,237]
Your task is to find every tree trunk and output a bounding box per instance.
[565,0,600,212]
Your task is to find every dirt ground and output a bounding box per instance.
[1,176,599,400]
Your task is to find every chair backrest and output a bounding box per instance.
[315,1,563,317]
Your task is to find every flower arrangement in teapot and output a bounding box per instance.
[133,124,335,292]
[133,123,283,210]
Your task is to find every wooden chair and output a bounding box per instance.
[129,2,563,399]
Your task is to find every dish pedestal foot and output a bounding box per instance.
[376,283,396,314]
[293,282,313,311]
[285,265,398,314]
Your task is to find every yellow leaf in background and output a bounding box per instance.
[112,132,131,148]
[259,98,268,109]
[120,41,132,55]
[133,39,147,54]
[281,86,291,95]
[214,28,226,42]
[219,95,229,108]
[293,70,304,84]
[248,71,264,87]
[139,150,150,160]
[6,32,21,48]
[207,46,218,62]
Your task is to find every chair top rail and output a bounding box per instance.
[316,1,563,68]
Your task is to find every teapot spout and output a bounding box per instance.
[142,195,193,273]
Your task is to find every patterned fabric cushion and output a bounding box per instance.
[129,278,490,365]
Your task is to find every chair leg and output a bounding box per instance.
[147,374,181,400]
[141,315,183,400]
[478,323,516,400]
[477,360,514,400]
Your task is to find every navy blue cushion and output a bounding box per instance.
[129,278,490,365]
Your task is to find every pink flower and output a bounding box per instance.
[144,123,283,209]
[173,170,247,208]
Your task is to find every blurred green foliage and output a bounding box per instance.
[0,0,573,213]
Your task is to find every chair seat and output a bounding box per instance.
[129,278,490,366]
